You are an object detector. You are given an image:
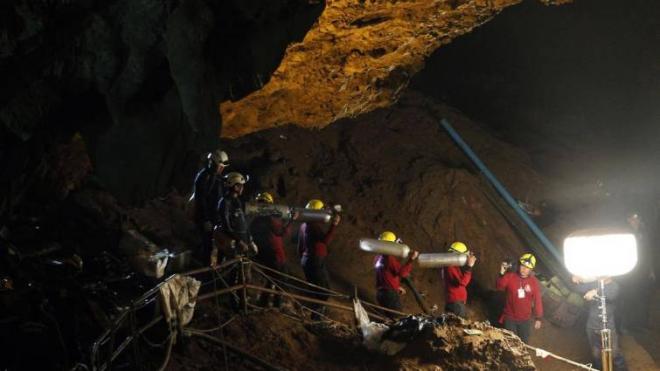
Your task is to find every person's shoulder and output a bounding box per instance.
[197,167,210,176]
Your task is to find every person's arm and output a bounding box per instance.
[398,258,414,278]
[574,282,594,295]
[533,279,544,319]
[297,224,305,258]
[496,272,511,291]
[321,223,337,245]
[447,266,472,287]
[218,199,238,240]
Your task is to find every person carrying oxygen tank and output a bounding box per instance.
[250,192,298,308]
[441,241,477,318]
[373,231,419,315]
[297,199,340,319]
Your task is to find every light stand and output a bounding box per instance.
[598,279,613,371]
[563,229,637,371]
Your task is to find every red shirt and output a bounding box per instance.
[297,222,337,258]
[268,217,292,264]
[496,272,544,322]
[442,265,472,303]
[375,255,413,291]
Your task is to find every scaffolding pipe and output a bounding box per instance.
[439,118,562,263]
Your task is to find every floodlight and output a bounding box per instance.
[563,229,637,279]
[563,228,637,371]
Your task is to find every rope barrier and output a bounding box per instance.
[92,256,597,371]
[251,264,334,322]
[525,345,598,371]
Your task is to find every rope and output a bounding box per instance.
[525,345,598,371]
[156,330,175,371]
[251,264,335,322]
[257,269,348,298]
[140,331,173,349]
[252,262,347,297]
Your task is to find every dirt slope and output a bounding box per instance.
[222,90,545,310]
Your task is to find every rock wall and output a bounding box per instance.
[219,0,570,138]
[0,0,322,208]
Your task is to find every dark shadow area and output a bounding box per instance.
[412,0,660,187]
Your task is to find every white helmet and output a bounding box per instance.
[208,150,229,166]
[224,172,246,187]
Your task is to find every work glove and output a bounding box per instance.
[583,289,598,301]
[238,240,249,254]
[249,241,259,256]
[499,261,511,275]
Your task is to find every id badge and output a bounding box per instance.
[518,288,526,299]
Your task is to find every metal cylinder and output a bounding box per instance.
[294,208,332,223]
[245,202,292,219]
[417,253,467,268]
[359,238,411,259]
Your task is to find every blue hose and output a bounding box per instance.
[439,118,562,263]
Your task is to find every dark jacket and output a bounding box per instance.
[216,195,251,244]
[192,167,222,224]
[575,280,620,330]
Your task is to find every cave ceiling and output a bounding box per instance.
[219,0,571,138]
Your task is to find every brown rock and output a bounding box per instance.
[219,0,572,138]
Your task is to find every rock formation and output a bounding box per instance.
[219,0,570,138]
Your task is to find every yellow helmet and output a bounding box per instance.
[256,192,274,204]
[519,253,537,269]
[378,231,397,242]
[305,199,324,210]
[448,241,468,254]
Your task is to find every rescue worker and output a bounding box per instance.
[250,192,298,308]
[619,212,656,333]
[573,276,628,371]
[215,172,257,260]
[297,199,341,319]
[442,241,477,318]
[215,172,257,310]
[191,149,228,265]
[373,231,419,315]
[496,253,543,343]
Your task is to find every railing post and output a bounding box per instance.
[241,257,248,315]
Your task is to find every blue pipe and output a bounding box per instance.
[439,118,562,263]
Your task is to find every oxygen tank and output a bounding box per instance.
[417,253,467,268]
[293,207,332,223]
[245,202,292,219]
[359,238,411,259]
